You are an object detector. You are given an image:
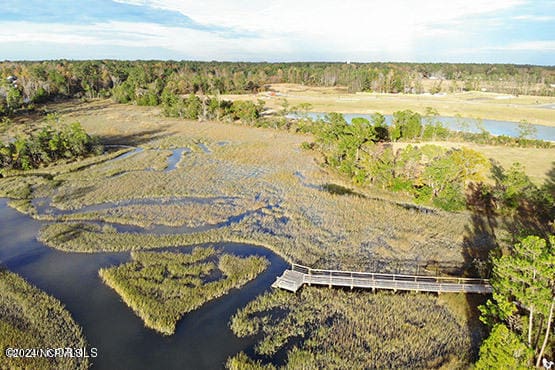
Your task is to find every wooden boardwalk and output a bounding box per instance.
[272,264,493,294]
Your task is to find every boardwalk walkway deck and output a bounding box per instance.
[272,264,493,294]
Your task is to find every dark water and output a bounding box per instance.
[289,112,555,141]
[0,199,288,369]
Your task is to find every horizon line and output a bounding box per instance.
[1,58,554,68]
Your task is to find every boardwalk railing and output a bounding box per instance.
[272,263,492,294]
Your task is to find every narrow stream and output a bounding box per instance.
[0,199,288,369]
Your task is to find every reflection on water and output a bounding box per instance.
[0,199,288,370]
[165,148,187,172]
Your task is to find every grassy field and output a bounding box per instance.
[99,248,268,335]
[0,270,89,370]
[223,83,555,127]
[228,287,475,369]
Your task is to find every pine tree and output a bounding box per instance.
[482,235,555,367]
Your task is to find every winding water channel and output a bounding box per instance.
[0,199,289,369]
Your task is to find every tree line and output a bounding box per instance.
[1,60,554,115]
[303,111,551,211]
[313,113,488,211]
[0,121,101,172]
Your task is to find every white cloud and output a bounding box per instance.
[114,0,523,33]
[111,0,525,54]
[490,41,555,51]
[0,22,149,47]
[451,40,555,58]
[153,2,516,30]
[3,0,548,62]
[512,14,554,21]
[0,21,296,60]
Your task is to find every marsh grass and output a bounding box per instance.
[4,100,508,271]
[0,271,89,370]
[0,175,51,216]
[0,175,45,199]
[49,161,236,211]
[38,191,469,270]
[51,150,172,209]
[98,248,269,335]
[39,222,231,252]
[228,287,473,369]
[51,196,266,228]
[37,166,471,268]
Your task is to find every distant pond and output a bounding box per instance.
[289,112,555,141]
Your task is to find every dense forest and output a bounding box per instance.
[1,60,554,116]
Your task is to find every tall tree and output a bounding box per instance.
[391,110,422,140]
[370,113,389,141]
[483,235,555,367]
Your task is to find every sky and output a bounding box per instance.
[1,0,554,64]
